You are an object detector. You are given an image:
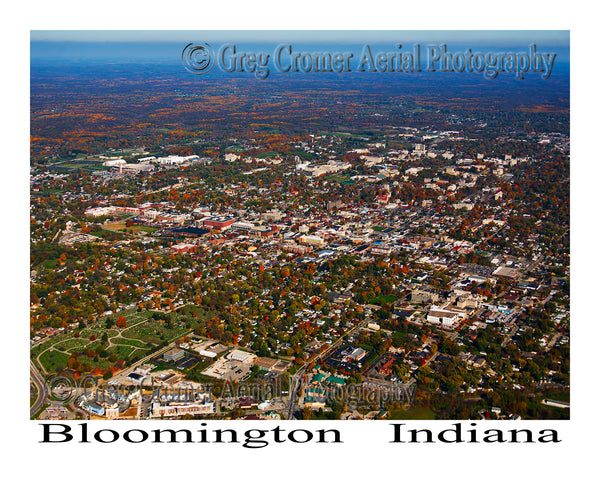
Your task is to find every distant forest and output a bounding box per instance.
[30,64,569,162]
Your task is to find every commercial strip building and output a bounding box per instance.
[150,401,214,418]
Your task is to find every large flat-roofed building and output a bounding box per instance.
[85,206,115,217]
[493,266,519,279]
[262,209,285,221]
[197,349,217,358]
[371,244,392,255]
[299,235,325,247]
[232,221,254,232]
[426,305,467,327]
[154,155,198,165]
[163,348,184,362]
[150,401,213,418]
[121,163,155,173]
[228,349,256,363]
[202,216,235,231]
[127,372,145,383]
[271,359,292,373]
[85,205,144,217]
[280,242,313,255]
[411,288,440,304]
[344,347,367,362]
[426,310,459,326]
[170,243,197,253]
[253,356,279,371]
[102,159,126,167]
[82,401,105,416]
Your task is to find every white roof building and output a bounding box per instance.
[228,349,256,363]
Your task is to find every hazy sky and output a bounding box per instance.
[31,30,569,46]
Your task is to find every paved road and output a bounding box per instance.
[545,332,562,352]
[285,319,368,419]
[502,323,520,348]
[30,363,48,418]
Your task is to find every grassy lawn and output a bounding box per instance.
[373,294,397,306]
[81,326,120,336]
[254,151,279,158]
[110,345,136,359]
[50,160,108,173]
[32,307,192,373]
[324,174,353,184]
[388,406,436,420]
[90,229,124,240]
[122,225,158,234]
[102,221,157,234]
[42,259,57,269]
[31,336,65,360]
[39,350,70,372]
[111,337,152,348]
[177,305,212,320]
[544,391,570,402]
[124,320,190,345]
[52,337,93,352]
[330,132,354,137]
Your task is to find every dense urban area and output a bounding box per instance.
[30,71,570,421]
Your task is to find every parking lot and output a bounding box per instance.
[201,357,252,382]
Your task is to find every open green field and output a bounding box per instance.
[255,151,279,158]
[89,229,125,240]
[388,406,436,420]
[542,390,570,403]
[43,259,58,269]
[373,294,397,306]
[38,350,70,372]
[329,132,354,137]
[111,337,151,348]
[325,174,353,184]
[102,221,157,234]
[49,159,108,173]
[177,304,213,320]
[110,345,136,359]
[320,132,366,139]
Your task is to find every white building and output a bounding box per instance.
[426,305,467,327]
[85,206,115,217]
[102,159,126,167]
[197,349,217,358]
[299,235,325,246]
[229,349,256,363]
[426,310,460,326]
[150,401,213,417]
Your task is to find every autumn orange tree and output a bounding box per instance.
[116,315,127,328]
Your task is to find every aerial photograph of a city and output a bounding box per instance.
[29,29,570,425]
